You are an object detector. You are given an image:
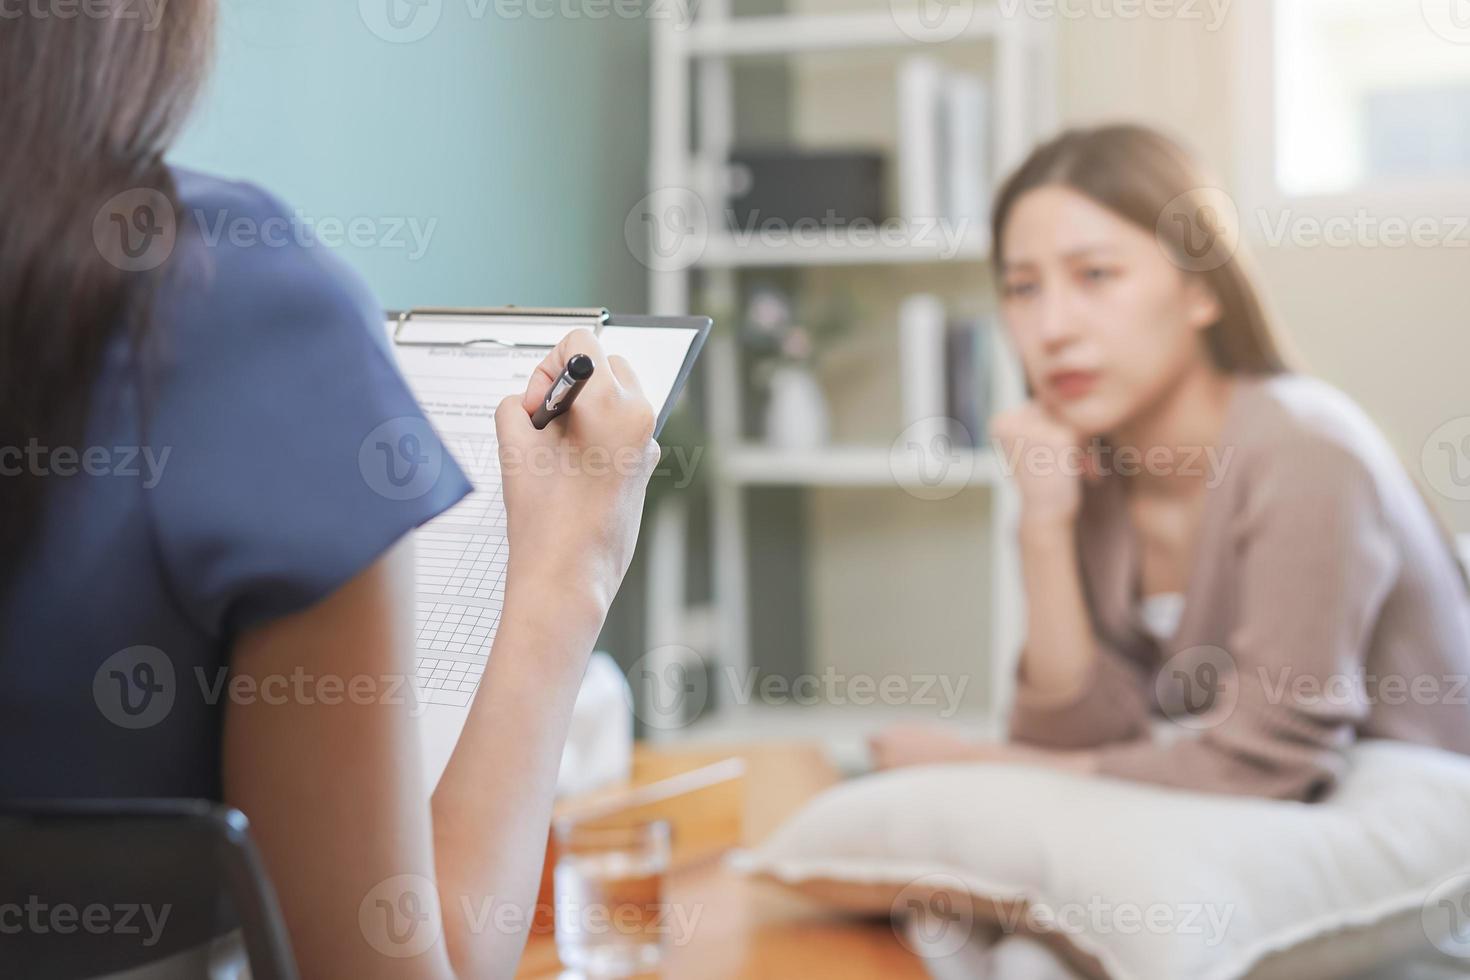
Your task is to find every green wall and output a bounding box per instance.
[172,0,650,312]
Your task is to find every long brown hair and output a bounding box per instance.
[991,123,1296,376]
[0,0,214,579]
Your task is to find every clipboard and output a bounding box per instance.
[387,306,711,437]
[383,307,713,790]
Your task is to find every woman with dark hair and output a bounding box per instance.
[871,124,1470,801]
[0,4,657,978]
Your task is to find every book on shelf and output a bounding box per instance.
[897,57,944,222]
[897,57,992,240]
[899,296,994,451]
[944,317,994,449]
[944,71,991,239]
[898,293,947,430]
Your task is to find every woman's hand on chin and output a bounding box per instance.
[989,400,1092,529]
[868,723,1098,775]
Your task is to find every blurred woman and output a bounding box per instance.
[0,4,656,978]
[870,124,1470,801]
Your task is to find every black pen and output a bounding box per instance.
[531,353,595,429]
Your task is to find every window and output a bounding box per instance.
[1272,0,1470,198]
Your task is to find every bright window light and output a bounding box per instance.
[1274,0,1470,197]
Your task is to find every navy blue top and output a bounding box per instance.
[0,170,471,801]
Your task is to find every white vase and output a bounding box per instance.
[764,363,830,450]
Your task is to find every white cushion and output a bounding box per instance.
[732,740,1470,980]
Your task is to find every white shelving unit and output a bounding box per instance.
[721,445,1002,489]
[696,229,991,268]
[682,9,1009,56]
[644,1,1056,739]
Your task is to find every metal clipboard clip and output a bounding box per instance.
[391,306,611,350]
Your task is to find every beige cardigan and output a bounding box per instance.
[1008,375,1470,801]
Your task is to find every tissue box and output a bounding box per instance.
[555,652,634,798]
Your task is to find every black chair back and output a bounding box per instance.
[0,800,298,980]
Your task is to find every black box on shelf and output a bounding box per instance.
[724,149,886,232]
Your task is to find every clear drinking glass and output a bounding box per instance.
[553,817,672,977]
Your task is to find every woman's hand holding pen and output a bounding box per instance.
[494,329,660,637]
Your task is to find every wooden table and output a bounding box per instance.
[516,741,928,979]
